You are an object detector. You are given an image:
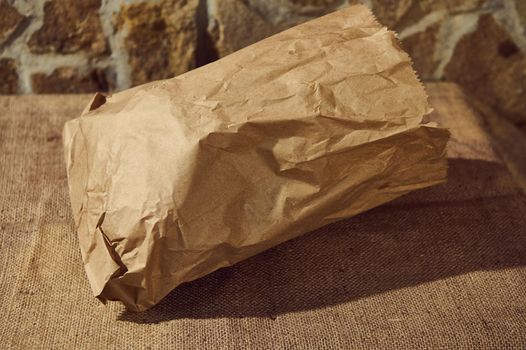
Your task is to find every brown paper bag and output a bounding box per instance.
[63,4,449,311]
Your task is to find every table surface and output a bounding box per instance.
[1,82,525,349]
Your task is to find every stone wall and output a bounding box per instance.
[1,0,525,131]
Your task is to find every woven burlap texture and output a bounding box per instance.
[0,83,525,349]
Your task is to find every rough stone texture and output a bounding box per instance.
[0,1,26,46]
[209,0,359,58]
[371,0,413,29]
[114,0,199,86]
[289,0,341,6]
[372,0,486,30]
[0,58,18,94]
[516,0,526,27]
[28,0,108,57]
[31,67,114,93]
[210,0,279,58]
[445,14,526,126]
[402,22,441,78]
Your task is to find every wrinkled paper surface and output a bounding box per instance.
[63,5,449,311]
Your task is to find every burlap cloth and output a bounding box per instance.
[1,83,525,349]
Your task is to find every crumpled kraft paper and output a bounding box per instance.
[63,4,449,311]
